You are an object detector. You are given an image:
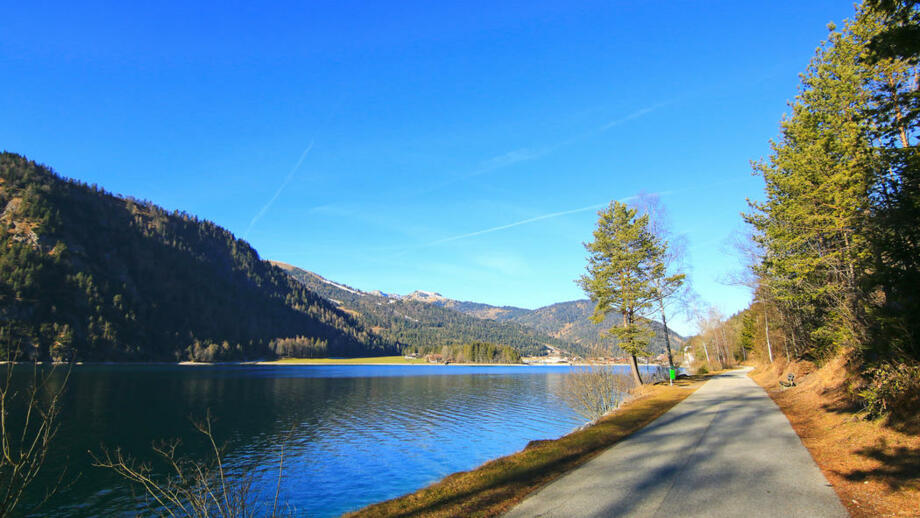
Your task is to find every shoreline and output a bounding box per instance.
[3,358,671,369]
[5,359,649,367]
[346,373,708,517]
[218,361,641,367]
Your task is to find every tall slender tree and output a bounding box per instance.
[579,202,674,385]
[632,194,687,371]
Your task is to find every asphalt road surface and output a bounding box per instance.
[505,367,848,518]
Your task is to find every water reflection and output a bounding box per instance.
[17,365,647,517]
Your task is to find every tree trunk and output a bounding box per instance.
[718,327,731,367]
[623,311,643,385]
[889,74,911,148]
[763,303,774,363]
[629,354,643,386]
[789,314,799,358]
[659,299,674,370]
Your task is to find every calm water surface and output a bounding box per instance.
[23,364,646,516]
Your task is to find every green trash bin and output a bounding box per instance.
[669,368,677,381]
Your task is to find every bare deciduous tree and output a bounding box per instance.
[632,193,691,373]
[723,229,776,363]
[558,366,634,422]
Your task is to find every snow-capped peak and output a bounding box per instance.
[403,290,448,303]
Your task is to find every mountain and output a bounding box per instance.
[271,263,575,356]
[423,298,683,357]
[401,290,448,303]
[506,300,685,356]
[346,285,528,320]
[405,293,683,357]
[272,263,683,358]
[0,153,396,361]
[435,300,531,321]
[412,296,683,357]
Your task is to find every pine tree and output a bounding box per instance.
[745,12,887,359]
[579,202,669,385]
[863,0,920,360]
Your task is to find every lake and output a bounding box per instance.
[17,364,650,516]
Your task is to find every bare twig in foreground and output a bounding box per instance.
[0,347,71,517]
[93,412,293,518]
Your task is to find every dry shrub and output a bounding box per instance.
[559,366,634,422]
[859,362,920,420]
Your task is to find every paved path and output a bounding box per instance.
[505,368,848,518]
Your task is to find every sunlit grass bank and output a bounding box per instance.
[347,376,706,517]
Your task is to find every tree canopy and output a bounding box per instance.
[579,201,680,384]
[741,1,920,417]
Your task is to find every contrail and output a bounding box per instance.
[413,177,742,251]
[426,203,608,246]
[425,193,652,247]
[244,141,314,239]
[599,102,669,131]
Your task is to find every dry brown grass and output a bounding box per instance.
[346,377,705,518]
[751,356,920,517]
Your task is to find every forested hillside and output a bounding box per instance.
[506,300,683,357]
[0,153,396,361]
[695,2,920,421]
[272,263,575,356]
[274,262,683,358]
[434,299,530,321]
[403,341,522,364]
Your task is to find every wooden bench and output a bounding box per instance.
[779,373,796,390]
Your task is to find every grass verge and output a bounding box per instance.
[346,376,705,518]
[750,356,920,517]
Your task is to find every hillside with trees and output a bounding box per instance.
[274,263,684,358]
[506,300,683,358]
[272,263,575,356]
[403,341,522,364]
[689,1,920,422]
[0,153,397,361]
[435,300,531,321]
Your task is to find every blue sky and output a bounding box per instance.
[2,1,857,335]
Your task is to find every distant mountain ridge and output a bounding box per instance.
[435,299,532,321]
[505,300,684,355]
[272,262,684,357]
[435,298,684,357]
[271,262,575,356]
